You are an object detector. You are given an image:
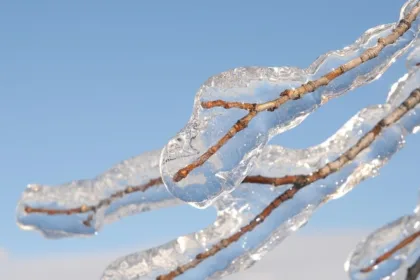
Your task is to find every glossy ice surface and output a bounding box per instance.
[15,1,420,279]
[160,0,420,208]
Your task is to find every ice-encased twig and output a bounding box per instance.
[14,1,420,278]
[101,55,420,280]
[15,146,328,237]
[16,150,180,238]
[344,42,420,280]
[15,151,319,238]
[14,151,304,238]
[15,0,420,240]
[345,213,420,280]
[160,0,420,208]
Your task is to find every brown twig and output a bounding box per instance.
[22,81,420,230]
[360,230,420,273]
[23,177,163,226]
[156,88,420,280]
[25,3,420,227]
[22,82,420,229]
[172,2,420,183]
[22,175,297,227]
[201,100,257,110]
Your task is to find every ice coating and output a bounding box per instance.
[344,41,420,280]
[16,150,180,238]
[13,2,420,278]
[101,48,420,279]
[345,215,420,280]
[160,0,420,208]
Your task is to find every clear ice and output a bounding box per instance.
[160,0,420,208]
[14,0,420,279]
[16,150,181,238]
[344,39,420,280]
[100,33,420,280]
[345,215,420,280]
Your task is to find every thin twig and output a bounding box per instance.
[22,82,420,229]
[172,2,420,182]
[156,88,420,280]
[360,230,420,273]
[22,2,420,230]
[23,177,162,226]
[22,174,295,227]
[22,81,420,227]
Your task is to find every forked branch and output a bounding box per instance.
[156,88,420,280]
[172,2,420,182]
[23,2,420,236]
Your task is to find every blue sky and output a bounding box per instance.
[0,0,419,277]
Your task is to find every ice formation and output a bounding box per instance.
[16,150,180,238]
[15,0,420,240]
[345,214,420,280]
[160,0,420,208]
[14,1,420,279]
[101,39,420,280]
[344,41,420,280]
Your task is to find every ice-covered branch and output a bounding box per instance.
[16,150,180,238]
[156,89,420,280]
[359,230,420,273]
[14,1,420,279]
[343,39,420,280]
[101,48,420,278]
[345,210,420,280]
[160,0,420,208]
[15,151,349,238]
[23,177,163,228]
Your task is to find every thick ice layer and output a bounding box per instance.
[160,0,420,208]
[101,45,420,279]
[344,40,420,280]
[18,1,420,239]
[15,2,420,278]
[16,150,180,238]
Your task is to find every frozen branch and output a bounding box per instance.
[175,9,417,182]
[20,175,295,226]
[16,150,180,238]
[359,230,420,273]
[343,38,420,280]
[160,0,420,208]
[23,178,163,227]
[14,1,420,279]
[155,88,420,280]
[101,48,420,279]
[346,211,420,280]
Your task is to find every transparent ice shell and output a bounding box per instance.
[160,0,420,208]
